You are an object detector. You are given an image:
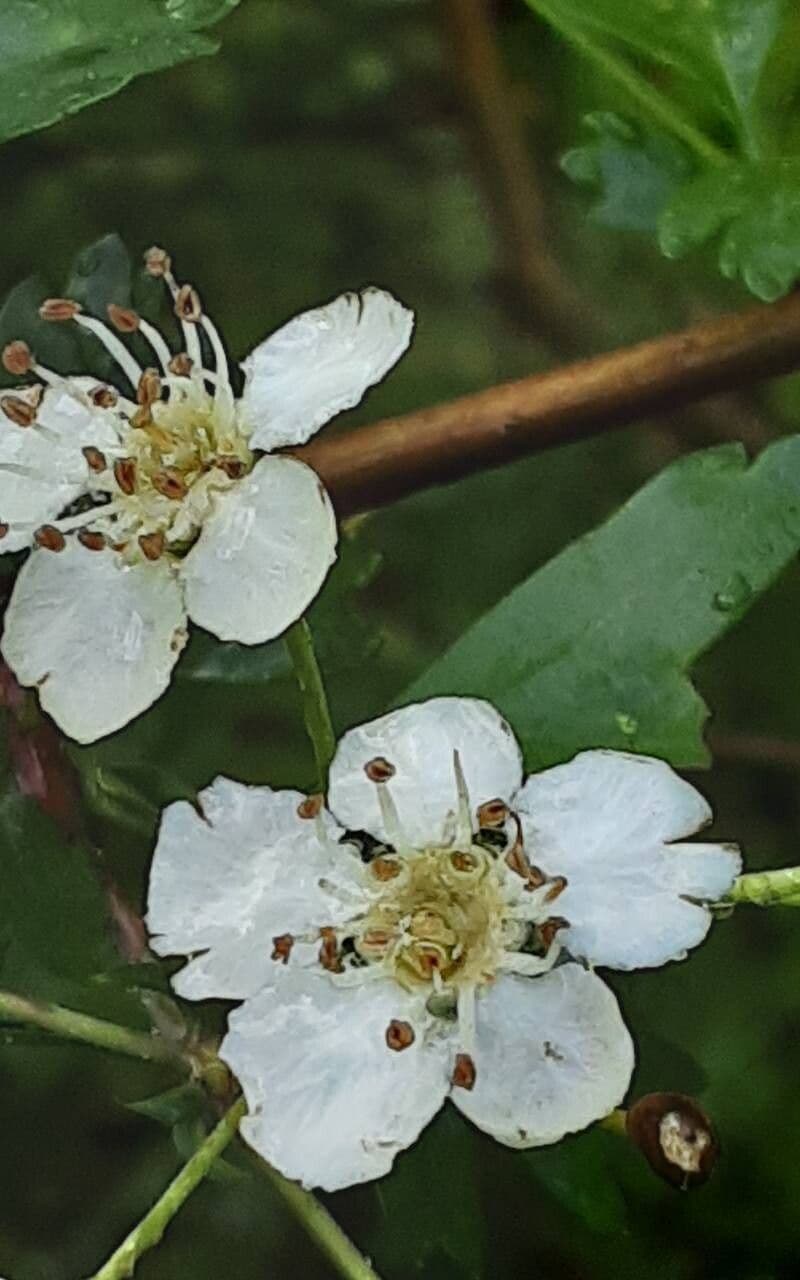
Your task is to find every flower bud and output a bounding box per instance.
[626,1092,718,1189]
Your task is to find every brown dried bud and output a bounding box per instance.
[365,756,395,783]
[2,341,33,376]
[626,1093,718,1190]
[90,385,118,409]
[271,933,294,964]
[319,927,344,974]
[138,530,166,562]
[152,468,187,501]
[297,793,323,820]
[107,303,140,333]
[216,456,246,480]
[144,246,172,277]
[477,798,509,828]
[39,298,81,322]
[0,395,37,427]
[174,284,202,323]
[385,1020,415,1052]
[451,1052,476,1091]
[77,529,107,552]
[82,445,108,474]
[167,352,193,377]
[136,367,162,407]
[34,525,66,552]
[113,457,137,495]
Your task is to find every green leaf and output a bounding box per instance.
[0,784,115,991]
[127,1081,206,1127]
[0,0,241,146]
[523,1130,627,1236]
[561,113,693,233]
[659,159,800,300]
[405,439,800,770]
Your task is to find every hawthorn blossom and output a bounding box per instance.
[0,249,413,743]
[146,696,740,1191]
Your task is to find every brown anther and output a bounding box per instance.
[537,916,569,951]
[82,445,108,473]
[525,864,547,890]
[138,530,166,562]
[136,367,162,407]
[626,1093,718,1190]
[216,456,246,480]
[319,927,344,974]
[113,457,137,495]
[451,1053,476,1091]
[0,523,9,540]
[90,385,118,409]
[371,856,401,882]
[144,246,172,278]
[152,468,187,501]
[477,798,509,828]
[39,298,81,322]
[385,1020,415,1052]
[167,352,193,377]
[2,341,33,376]
[360,928,393,951]
[34,525,66,552]
[271,933,294,965]
[107,303,140,334]
[544,875,568,903]
[174,284,202,323]
[77,529,106,552]
[451,851,477,872]
[297,793,324,820]
[365,756,396,783]
[0,395,36,427]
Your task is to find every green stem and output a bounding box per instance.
[725,866,800,907]
[90,1097,247,1280]
[527,0,729,167]
[285,616,337,791]
[0,989,190,1070]
[252,1155,383,1280]
[600,1108,628,1138]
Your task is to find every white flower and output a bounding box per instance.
[146,696,741,1192]
[0,250,413,743]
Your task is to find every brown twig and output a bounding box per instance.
[294,291,800,515]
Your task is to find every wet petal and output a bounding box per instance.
[328,697,523,847]
[1,543,186,743]
[240,287,414,451]
[0,384,119,551]
[221,969,450,1189]
[147,777,363,1001]
[180,455,337,644]
[516,750,741,969]
[451,966,634,1146]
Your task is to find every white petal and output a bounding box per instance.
[221,969,450,1190]
[147,777,364,1000]
[0,543,186,744]
[451,966,634,1147]
[180,455,337,644]
[239,287,414,451]
[328,697,523,848]
[516,750,741,970]
[0,385,119,551]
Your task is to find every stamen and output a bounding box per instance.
[138,530,165,561]
[34,525,66,552]
[77,529,107,552]
[0,523,8,540]
[151,468,187,501]
[216,457,246,479]
[39,298,81,322]
[107,304,139,334]
[1,395,37,427]
[451,1052,476,1091]
[385,1020,415,1052]
[452,750,473,849]
[297,794,324,820]
[144,246,172,278]
[136,367,162,408]
[174,284,202,324]
[200,313,235,416]
[165,281,202,367]
[319,927,344,974]
[108,306,173,378]
[73,313,143,389]
[376,784,410,854]
[91,385,118,409]
[2,341,33,376]
[82,446,108,474]
[114,458,137,495]
[477,798,508,828]
[168,352,193,377]
[544,875,568,903]
[365,756,395,783]
[271,934,294,965]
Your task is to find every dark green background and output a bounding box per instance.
[2,2,800,1277]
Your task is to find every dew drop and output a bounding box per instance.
[615,712,638,738]
[712,571,752,613]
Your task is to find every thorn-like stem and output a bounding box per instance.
[284,616,337,792]
[89,1097,247,1280]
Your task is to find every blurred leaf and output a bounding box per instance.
[0,785,115,988]
[523,1130,627,1236]
[0,275,81,386]
[65,233,132,316]
[0,0,242,146]
[561,113,692,233]
[369,1110,484,1278]
[659,159,800,300]
[406,439,800,770]
[127,1081,206,1127]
